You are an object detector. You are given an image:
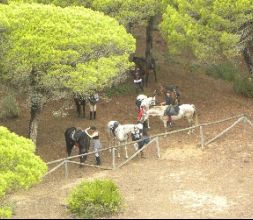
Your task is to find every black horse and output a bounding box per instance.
[132,56,157,86]
[74,93,87,118]
[64,127,90,165]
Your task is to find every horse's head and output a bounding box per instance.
[134,123,143,135]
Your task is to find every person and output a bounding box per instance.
[159,84,180,105]
[131,127,150,158]
[85,126,102,165]
[160,90,179,127]
[133,67,144,93]
[88,92,99,120]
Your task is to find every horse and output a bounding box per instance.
[107,121,143,159]
[64,127,90,165]
[132,56,157,86]
[140,104,199,133]
[159,84,181,105]
[73,93,87,118]
[136,91,158,128]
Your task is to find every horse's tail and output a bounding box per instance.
[192,105,199,126]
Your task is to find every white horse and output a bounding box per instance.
[136,92,157,128]
[141,104,199,133]
[107,121,143,158]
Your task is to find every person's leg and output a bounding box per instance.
[167,115,172,127]
[93,105,97,120]
[94,146,101,165]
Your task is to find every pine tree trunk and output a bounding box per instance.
[28,67,42,147]
[28,103,41,145]
[243,46,253,77]
[145,16,155,86]
[145,16,154,66]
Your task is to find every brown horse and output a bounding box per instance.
[73,93,87,118]
[132,56,157,86]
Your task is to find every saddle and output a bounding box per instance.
[71,129,83,143]
[164,105,180,116]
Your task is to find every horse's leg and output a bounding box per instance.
[187,117,194,134]
[66,139,74,157]
[147,119,150,129]
[75,100,81,117]
[124,141,129,159]
[82,101,86,118]
[117,141,121,158]
[79,144,88,166]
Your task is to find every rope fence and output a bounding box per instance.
[43,113,253,180]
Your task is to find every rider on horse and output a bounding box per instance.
[161,88,180,127]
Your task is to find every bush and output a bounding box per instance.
[205,63,239,82]
[67,179,124,219]
[233,76,253,98]
[105,83,134,98]
[0,95,20,120]
[0,126,47,218]
[0,205,12,219]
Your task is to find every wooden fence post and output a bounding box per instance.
[112,147,116,170]
[64,159,69,181]
[156,137,160,158]
[199,125,205,150]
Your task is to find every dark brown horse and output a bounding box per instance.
[64,127,90,165]
[74,93,87,118]
[132,56,157,86]
[159,84,180,105]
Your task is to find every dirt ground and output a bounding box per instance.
[2,28,253,219]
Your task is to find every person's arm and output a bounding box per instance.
[84,127,92,138]
[86,130,99,139]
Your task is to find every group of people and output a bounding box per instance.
[72,67,181,165]
[74,92,99,120]
[136,84,181,128]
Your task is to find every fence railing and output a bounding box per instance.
[43,113,253,180]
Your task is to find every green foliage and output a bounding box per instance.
[160,0,253,63]
[67,179,124,219]
[205,63,240,82]
[0,3,135,98]
[0,205,12,219]
[0,95,20,120]
[105,83,134,97]
[9,0,162,27]
[0,126,47,198]
[233,76,253,98]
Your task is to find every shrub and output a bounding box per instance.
[0,95,20,120]
[0,126,47,218]
[67,179,124,219]
[105,83,134,98]
[233,76,253,98]
[205,63,239,82]
[0,205,12,219]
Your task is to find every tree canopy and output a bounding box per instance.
[0,3,135,97]
[8,0,162,27]
[160,0,253,63]
[0,2,136,143]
